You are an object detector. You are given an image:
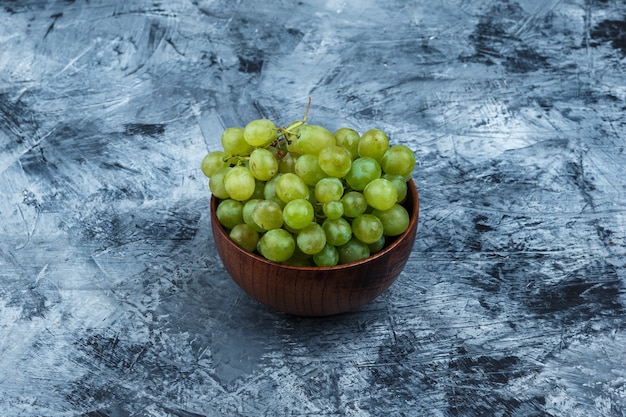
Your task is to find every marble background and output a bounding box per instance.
[1,0,625,416]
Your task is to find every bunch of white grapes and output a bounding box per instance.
[201,114,416,266]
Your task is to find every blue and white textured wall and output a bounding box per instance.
[1,1,625,416]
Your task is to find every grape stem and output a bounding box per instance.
[271,97,312,153]
[282,96,312,134]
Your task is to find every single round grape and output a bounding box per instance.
[244,119,276,147]
[351,213,384,244]
[276,173,309,203]
[345,157,382,190]
[380,144,416,178]
[229,223,259,252]
[221,127,254,156]
[216,199,244,229]
[368,235,386,253]
[372,204,410,236]
[251,179,266,200]
[307,185,318,204]
[358,128,389,161]
[251,199,284,231]
[313,243,339,267]
[314,177,344,203]
[249,148,279,181]
[322,201,344,219]
[334,127,360,159]
[318,145,352,178]
[282,245,313,266]
[363,178,397,211]
[263,173,285,207]
[201,151,230,178]
[282,223,299,235]
[283,198,315,230]
[341,191,368,218]
[258,228,295,263]
[294,154,328,186]
[296,222,326,255]
[383,174,408,203]
[208,167,231,199]
[322,217,352,247]
[224,166,256,201]
[242,199,264,232]
[337,237,371,264]
[283,254,313,266]
[294,124,336,155]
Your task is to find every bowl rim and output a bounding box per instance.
[210,178,419,271]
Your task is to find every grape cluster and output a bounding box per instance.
[201,113,416,267]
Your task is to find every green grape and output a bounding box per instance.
[283,254,313,266]
[242,199,264,232]
[383,174,408,203]
[372,204,410,236]
[283,245,312,266]
[244,119,277,147]
[318,145,352,178]
[286,134,303,155]
[314,177,344,203]
[249,148,279,181]
[216,199,244,229]
[263,173,285,206]
[334,127,360,159]
[229,223,259,252]
[258,228,295,263]
[313,243,339,267]
[322,201,344,219]
[294,124,336,155]
[221,127,254,156]
[322,217,352,247]
[296,222,326,255]
[351,213,384,244]
[252,199,284,231]
[358,128,389,161]
[266,144,280,159]
[345,157,382,190]
[294,154,328,186]
[368,235,386,253]
[307,185,318,206]
[363,178,397,211]
[341,191,368,218]
[208,167,231,199]
[380,144,416,178]
[282,222,300,235]
[278,151,297,173]
[337,237,371,264]
[201,151,230,178]
[223,166,256,201]
[251,179,266,200]
[276,172,309,203]
[283,198,315,230]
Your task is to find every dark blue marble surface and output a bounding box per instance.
[1,1,625,416]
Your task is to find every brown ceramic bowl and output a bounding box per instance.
[210,179,419,317]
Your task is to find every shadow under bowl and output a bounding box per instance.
[210,179,419,317]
